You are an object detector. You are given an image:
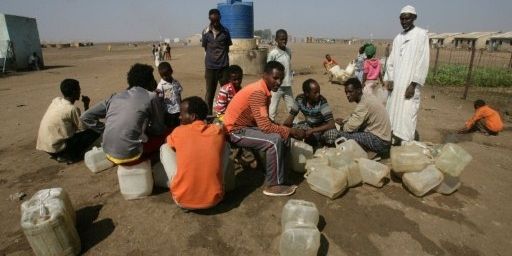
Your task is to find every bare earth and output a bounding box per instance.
[0,43,511,256]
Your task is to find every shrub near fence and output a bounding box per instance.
[427,64,512,87]
[426,47,512,114]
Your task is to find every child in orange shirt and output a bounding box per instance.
[458,99,503,136]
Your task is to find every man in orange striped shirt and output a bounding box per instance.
[458,99,503,136]
[224,61,306,196]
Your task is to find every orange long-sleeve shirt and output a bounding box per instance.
[223,79,290,139]
[465,105,503,132]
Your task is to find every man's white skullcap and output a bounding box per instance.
[401,5,416,15]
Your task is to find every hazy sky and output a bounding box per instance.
[1,0,510,42]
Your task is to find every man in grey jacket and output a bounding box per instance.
[81,63,167,165]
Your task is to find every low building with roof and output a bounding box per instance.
[429,32,462,48]
[489,32,512,52]
[453,32,499,50]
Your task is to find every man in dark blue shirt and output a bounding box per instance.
[202,8,232,115]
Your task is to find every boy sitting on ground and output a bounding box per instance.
[283,79,337,148]
[36,79,100,164]
[156,62,182,131]
[81,63,167,165]
[335,78,392,158]
[458,99,503,136]
[166,96,225,210]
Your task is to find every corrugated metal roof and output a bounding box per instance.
[429,33,462,39]
[491,31,512,39]
[454,32,498,39]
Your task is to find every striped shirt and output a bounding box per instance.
[224,79,290,139]
[214,82,240,115]
[290,94,333,127]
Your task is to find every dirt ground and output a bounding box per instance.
[1,43,511,256]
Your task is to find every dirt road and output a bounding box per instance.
[0,43,511,255]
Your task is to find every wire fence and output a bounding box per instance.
[427,46,512,112]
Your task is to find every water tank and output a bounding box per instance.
[218,0,254,39]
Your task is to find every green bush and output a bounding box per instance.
[427,64,512,87]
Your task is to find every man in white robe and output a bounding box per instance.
[384,5,429,144]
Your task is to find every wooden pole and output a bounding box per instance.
[508,51,512,69]
[463,42,476,99]
[433,46,440,75]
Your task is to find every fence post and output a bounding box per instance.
[509,51,512,69]
[433,46,440,76]
[463,45,476,99]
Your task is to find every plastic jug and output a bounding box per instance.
[152,162,169,188]
[329,153,354,170]
[304,165,348,199]
[222,143,236,192]
[305,157,329,171]
[21,198,81,256]
[313,147,340,163]
[403,165,444,197]
[344,161,362,187]
[117,160,154,200]
[279,222,320,256]
[390,144,431,173]
[357,158,390,188]
[281,200,319,231]
[335,138,368,159]
[84,146,114,173]
[434,174,461,195]
[435,143,472,177]
[160,144,177,183]
[290,139,314,173]
[22,188,76,225]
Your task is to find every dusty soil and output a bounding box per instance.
[0,43,511,255]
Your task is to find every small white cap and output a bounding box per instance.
[400,5,416,15]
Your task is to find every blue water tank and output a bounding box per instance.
[218,0,254,39]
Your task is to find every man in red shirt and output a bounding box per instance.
[167,96,225,209]
[458,99,504,136]
[224,61,306,196]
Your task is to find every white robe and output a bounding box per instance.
[384,26,430,141]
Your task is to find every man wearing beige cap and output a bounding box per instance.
[384,5,429,145]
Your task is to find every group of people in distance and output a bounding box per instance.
[36,5,504,210]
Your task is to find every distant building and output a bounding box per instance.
[0,13,43,70]
[429,33,461,48]
[489,32,512,52]
[185,34,202,46]
[452,32,498,50]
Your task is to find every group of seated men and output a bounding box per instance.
[35,60,409,209]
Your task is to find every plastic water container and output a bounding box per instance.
[117,160,154,200]
[313,147,340,163]
[335,138,368,159]
[435,143,472,177]
[222,143,236,192]
[304,165,348,199]
[345,161,362,187]
[21,198,81,255]
[290,139,314,173]
[22,188,76,225]
[329,153,354,170]
[390,145,431,173]
[357,158,390,188]
[281,200,319,231]
[434,174,461,195]
[160,144,177,182]
[403,165,444,197]
[152,162,169,188]
[279,222,320,256]
[305,157,329,171]
[84,146,114,173]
